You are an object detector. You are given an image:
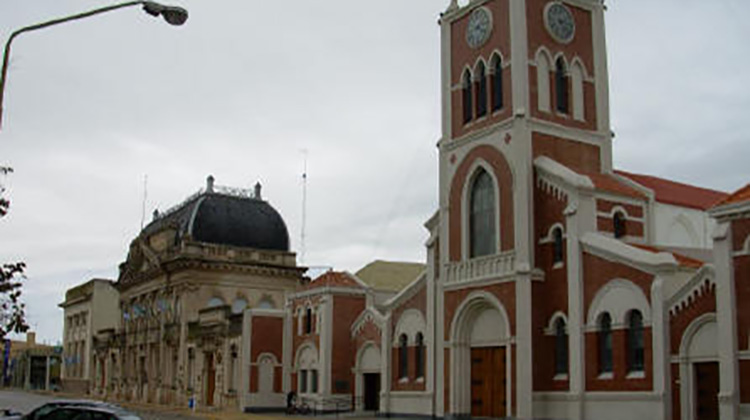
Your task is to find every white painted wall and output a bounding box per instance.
[652,203,715,249]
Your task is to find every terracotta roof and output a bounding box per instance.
[712,183,750,208]
[585,172,647,199]
[355,260,425,292]
[615,170,728,210]
[304,271,362,290]
[630,244,704,269]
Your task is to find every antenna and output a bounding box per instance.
[300,149,308,264]
[140,174,148,230]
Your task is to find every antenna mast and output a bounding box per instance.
[140,174,148,230]
[300,150,308,264]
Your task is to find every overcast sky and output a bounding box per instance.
[1,0,748,344]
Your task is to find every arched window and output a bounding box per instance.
[399,334,409,379]
[470,169,496,258]
[614,211,627,239]
[598,312,613,374]
[491,55,503,111]
[305,307,313,334]
[231,298,247,314]
[555,57,569,114]
[554,318,568,376]
[627,310,645,372]
[553,226,564,264]
[415,333,425,379]
[475,62,487,118]
[207,297,224,308]
[463,70,473,124]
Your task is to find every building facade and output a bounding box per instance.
[59,278,119,393]
[63,1,750,419]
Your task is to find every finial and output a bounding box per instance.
[254,182,262,200]
[446,0,458,12]
[206,175,215,193]
[152,209,160,220]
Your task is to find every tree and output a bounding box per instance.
[0,166,29,339]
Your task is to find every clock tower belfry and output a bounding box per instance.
[434,0,612,418]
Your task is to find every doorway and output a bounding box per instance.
[694,362,719,420]
[470,346,506,418]
[205,352,215,406]
[363,373,380,411]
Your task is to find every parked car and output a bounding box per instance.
[23,401,125,420]
[34,406,139,420]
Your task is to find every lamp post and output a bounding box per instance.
[0,1,188,130]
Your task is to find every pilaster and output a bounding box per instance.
[713,221,739,420]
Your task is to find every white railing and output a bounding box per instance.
[445,251,516,284]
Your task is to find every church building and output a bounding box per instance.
[61,1,750,420]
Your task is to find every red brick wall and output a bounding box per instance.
[391,287,427,331]
[532,180,569,391]
[734,254,750,350]
[292,297,321,374]
[444,282,516,340]
[584,327,652,391]
[249,316,284,393]
[450,0,513,140]
[582,253,653,311]
[531,132,601,174]
[597,216,644,238]
[331,296,366,394]
[582,253,653,391]
[731,219,750,251]
[669,282,716,355]
[526,0,597,130]
[597,200,644,218]
[449,145,515,261]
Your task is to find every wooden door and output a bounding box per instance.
[363,373,381,411]
[205,353,215,406]
[694,362,719,420]
[470,346,506,417]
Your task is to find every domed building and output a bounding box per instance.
[89,176,305,409]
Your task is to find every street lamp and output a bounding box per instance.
[0,1,188,130]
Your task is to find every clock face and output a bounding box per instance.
[465,7,492,49]
[545,2,575,44]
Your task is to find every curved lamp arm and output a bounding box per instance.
[0,1,188,130]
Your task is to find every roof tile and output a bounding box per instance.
[615,170,728,210]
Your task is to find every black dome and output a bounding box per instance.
[190,193,289,251]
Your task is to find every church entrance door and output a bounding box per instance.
[363,373,380,411]
[694,362,719,420]
[470,346,506,418]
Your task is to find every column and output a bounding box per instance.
[714,222,739,420]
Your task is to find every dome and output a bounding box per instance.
[191,193,289,251]
[142,179,290,252]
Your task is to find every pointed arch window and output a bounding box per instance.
[470,169,496,258]
[398,334,409,379]
[491,55,503,111]
[598,312,613,374]
[614,211,627,239]
[553,226,564,264]
[627,310,645,372]
[463,70,473,124]
[475,62,487,118]
[555,57,569,114]
[305,307,313,334]
[554,318,568,376]
[415,332,425,379]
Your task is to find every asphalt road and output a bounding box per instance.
[0,390,200,420]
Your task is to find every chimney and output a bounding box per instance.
[27,331,36,346]
[206,175,215,193]
[254,182,262,200]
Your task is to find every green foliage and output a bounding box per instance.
[0,166,28,339]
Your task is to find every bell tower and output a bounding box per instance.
[434,1,612,418]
